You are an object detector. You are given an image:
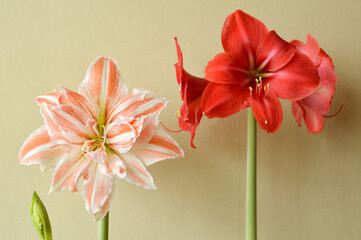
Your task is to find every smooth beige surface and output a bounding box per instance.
[1,0,360,239]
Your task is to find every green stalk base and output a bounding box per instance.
[98,212,109,240]
[246,109,257,240]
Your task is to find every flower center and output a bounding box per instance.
[248,75,270,98]
[81,134,107,158]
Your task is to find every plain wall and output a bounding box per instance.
[1,0,360,239]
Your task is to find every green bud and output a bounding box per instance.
[30,191,52,240]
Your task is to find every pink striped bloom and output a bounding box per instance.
[19,57,184,220]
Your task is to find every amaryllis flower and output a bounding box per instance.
[174,38,208,148]
[19,57,184,220]
[202,10,320,132]
[290,35,338,133]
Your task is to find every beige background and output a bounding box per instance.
[1,0,360,239]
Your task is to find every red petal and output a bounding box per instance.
[205,52,249,84]
[291,101,304,127]
[290,34,321,66]
[292,101,324,134]
[201,82,248,118]
[298,50,337,114]
[174,38,208,147]
[269,51,320,100]
[256,31,295,72]
[178,97,203,148]
[222,10,268,56]
[248,90,283,133]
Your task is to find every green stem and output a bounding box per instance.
[246,109,257,240]
[98,212,109,240]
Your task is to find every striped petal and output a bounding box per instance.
[105,88,149,124]
[50,150,91,193]
[133,127,184,166]
[105,121,137,153]
[58,86,98,120]
[51,105,95,143]
[95,151,126,178]
[121,152,156,189]
[19,126,67,171]
[82,164,113,221]
[133,97,168,118]
[39,103,62,138]
[132,112,159,150]
[104,58,128,118]
[78,57,128,117]
[36,90,60,107]
[106,88,167,124]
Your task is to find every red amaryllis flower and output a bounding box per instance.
[291,34,338,133]
[174,38,208,148]
[202,10,320,132]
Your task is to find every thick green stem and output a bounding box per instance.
[246,109,257,240]
[98,212,109,240]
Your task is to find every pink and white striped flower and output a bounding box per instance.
[19,57,184,220]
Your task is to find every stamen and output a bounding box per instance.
[160,121,186,133]
[324,103,344,118]
[249,87,253,98]
[175,110,181,117]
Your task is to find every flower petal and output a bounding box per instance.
[201,82,249,118]
[133,127,184,166]
[256,30,295,72]
[296,48,337,114]
[248,90,283,133]
[58,87,98,120]
[178,98,203,148]
[105,88,164,123]
[106,151,126,178]
[39,104,62,138]
[19,126,66,170]
[78,57,128,114]
[105,121,137,153]
[120,152,156,189]
[82,164,114,221]
[222,10,268,57]
[78,56,104,107]
[50,151,91,193]
[106,88,146,123]
[133,97,168,118]
[88,149,126,179]
[291,101,304,127]
[290,34,321,66]
[51,105,94,143]
[205,52,249,84]
[269,51,320,100]
[174,38,208,148]
[36,90,60,107]
[132,113,158,150]
[104,58,128,117]
[174,37,209,100]
[292,101,324,134]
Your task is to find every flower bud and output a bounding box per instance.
[30,191,52,240]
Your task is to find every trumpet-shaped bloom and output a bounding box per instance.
[174,38,208,148]
[19,57,184,220]
[291,34,338,133]
[202,10,320,132]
